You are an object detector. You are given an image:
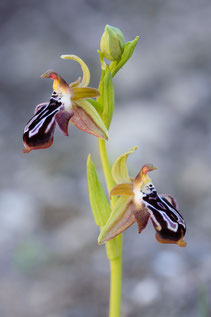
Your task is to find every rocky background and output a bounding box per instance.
[0,0,211,316]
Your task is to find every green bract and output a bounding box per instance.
[110,36,139,77]
[100,25,125,61]
[100,66,115,129]
[87,154,111,226]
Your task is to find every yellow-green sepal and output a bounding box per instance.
[110,183,133,198]
[87,154,111,226]
[71,87,100,100]
[71,99,109,140]
[112,146,138,184]
[61,54,90,87]
[100,65,115,129]
[110,36,139,78]
[98,196,134,244]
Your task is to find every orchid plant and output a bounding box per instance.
[23,25,186,317]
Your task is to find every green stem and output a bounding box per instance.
[98,139,115,192]
[109,249,122,317]
[98,138,122,317]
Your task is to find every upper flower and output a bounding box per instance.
[98,147,187,247]
[23,55,108,153]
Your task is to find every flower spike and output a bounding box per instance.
[99,148,187,247]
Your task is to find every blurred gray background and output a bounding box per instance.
[0,0,211,316]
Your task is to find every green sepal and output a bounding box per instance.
[100,65,115,129]
[72,99,109,140]
[98,196,134,245]
[86,98,103,115]
[87,154,111,226]
[110,36,139,78]
[112,146,138,184]
[61,54,90,87]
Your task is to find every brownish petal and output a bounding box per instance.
[133,204,150,233]
[55,109,74,136]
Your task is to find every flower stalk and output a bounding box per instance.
[98,138,122,317]
[94,27,139,316]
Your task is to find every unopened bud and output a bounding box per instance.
[100,25,125,61]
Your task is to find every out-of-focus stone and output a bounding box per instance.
[0,189,39,243]
[130,278,160,306]
[53,215,97,257]
[152,251,186,278]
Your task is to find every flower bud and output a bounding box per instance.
[100,25,125,61]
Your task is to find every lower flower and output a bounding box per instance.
[98,148,186,247]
